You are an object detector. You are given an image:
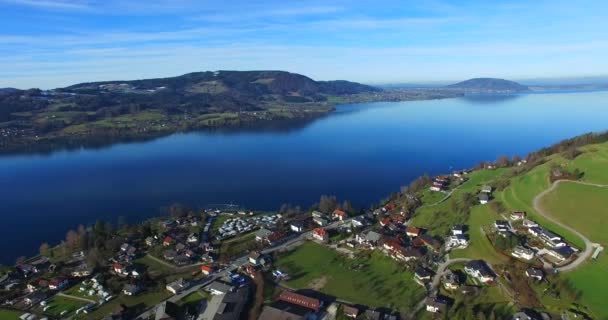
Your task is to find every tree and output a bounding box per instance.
[496,155,511,167]
[39,243,50,256]
[15,256,26,265]
[341,200,353,213]
[66,229,79,250]
[117,216,127,229]
[319,195,337,213]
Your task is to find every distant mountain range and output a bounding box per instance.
[445,78,529,92]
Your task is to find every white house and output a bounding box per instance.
[511,246,535,260]
[166,279,187,295]
[510,211,526,221]
[290,221,304,233]
[425,297,447,313]
[464,260,495,283]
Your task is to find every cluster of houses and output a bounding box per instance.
[430,176,449,192]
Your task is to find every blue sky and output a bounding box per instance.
[0,0,607,89]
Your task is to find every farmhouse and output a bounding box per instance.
[430,182,444,192]
[464,260,495,283]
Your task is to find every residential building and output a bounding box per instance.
[290,221,304,233]
[205,281,233,296]
[277,291,322,312]
[312,228,329,242]
[122,284,141,296]
[199,286,249,320]
[166,278,187,295]
[255,228,273,243]
[510,211,526,221]
[332,209,347,221]
[464,260,495,283]
[343,305,359,318]
[478,193,490,204]
[442,270,460,290]
[355,231,382,248]
[452,225,464,235]
[415,267,433,285]
[406,226,421,238]
[312,216,328,226]
[512,246,535,260]
[525,268,543,281]
[425,297,447,313]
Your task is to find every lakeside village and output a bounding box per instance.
[0,165,583,320]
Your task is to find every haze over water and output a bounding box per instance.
[2,91,607,263]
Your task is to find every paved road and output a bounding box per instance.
[532,180,607,272]
[420,186,462,208]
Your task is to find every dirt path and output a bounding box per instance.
[532,180,608,272]
[56,292,97,304]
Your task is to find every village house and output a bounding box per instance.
[163,236,173,246]
[205,280,233,295]
[452,225,464,235]
[425,297,448,313]
[48,277,68,290]
[187,233,198,243]
[255,228,273,243]
[290,221,304,233]
[414,267,434,286]
[356,231,383,249]
[547,246,575,262]
[24,292,46,305]
[332,209,347,221]
[313,216,328,226]
[277,290,322,312]
[522,219,538,228]
[494,220,510,233]
[447,234,468,249]
[122,284,141,296]
[163,249,177,261]
[481,185,492,193]
[478,192,490,204]
[248,251,267,266]
[430,182,444,192]
[512,246,535,260]
[145,236,156,246]
[525,267,544,281]
[312,210,327,219]
[200,265,212,276]
[351,216,367,228]
[510,211,526,221]
[342,305,360,318]
[528,226,542,237]
[166,278,188,295]
[406,226,421,238]
[395,246,423,262]
[420,234,441,252]
[442,270,460,290]
[312,228,329,242]
[464,260,495,283]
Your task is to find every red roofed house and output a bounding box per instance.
[332,209,347,221]
[278,291,322,312]
[312,228,328,242]
[406,226,421,238]
[200,265,212,276]
[163,236,173,246]
[48,277,68,290]
[379,218,390,227]
[383,238,402,252]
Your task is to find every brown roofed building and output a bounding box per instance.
[278,291,322,312]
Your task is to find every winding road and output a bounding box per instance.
[532,180,607,272]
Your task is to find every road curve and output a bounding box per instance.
[532,180,607,272]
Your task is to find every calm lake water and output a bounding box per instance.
[1,91,608,263]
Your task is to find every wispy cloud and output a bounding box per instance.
[194,5,344,22]
[0,0,91,10]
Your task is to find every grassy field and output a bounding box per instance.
[36,295,89,317]
[275,242,424,314]
[537,179,608,319]
[134,255,173,277]
[0,309,22,320]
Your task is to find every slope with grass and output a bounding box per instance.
[275,242,424,314]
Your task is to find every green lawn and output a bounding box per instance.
[134,255,173,277]
[85,289,172,320]
[0,309,22,320]
[36,295,89,317]
[537,179,608,319]
[275,242,424,314]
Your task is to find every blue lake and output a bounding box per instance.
[1,90,608,263]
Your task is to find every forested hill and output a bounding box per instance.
[445,78,529,92]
